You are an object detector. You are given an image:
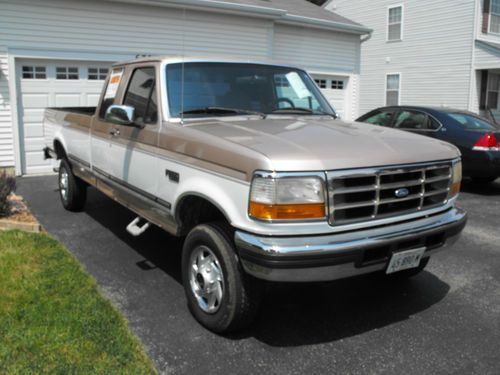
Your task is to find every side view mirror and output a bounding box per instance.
[105,105,136,126]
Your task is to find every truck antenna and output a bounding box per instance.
[180,7,186,125]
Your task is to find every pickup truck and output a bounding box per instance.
[43,56,467,333]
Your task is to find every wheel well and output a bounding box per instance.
[176,195,228,235]
[53,140,67,160]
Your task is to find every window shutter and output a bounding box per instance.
[483,0,491,34]
[480,70,489,110]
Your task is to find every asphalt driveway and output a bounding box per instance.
[17,176,500,375]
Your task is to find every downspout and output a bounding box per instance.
[468,0,479,112]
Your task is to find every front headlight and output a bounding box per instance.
[449,160,462,198]
[249,174,326,221]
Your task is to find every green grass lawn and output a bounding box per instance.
[0,230,156,374]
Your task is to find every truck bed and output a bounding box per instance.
[43,107,96,152]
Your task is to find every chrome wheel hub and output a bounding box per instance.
[189,246,224,314]
[59,169,69,201]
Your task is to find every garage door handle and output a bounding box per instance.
[109,129,120,136]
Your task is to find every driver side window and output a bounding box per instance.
[123,67,158,124]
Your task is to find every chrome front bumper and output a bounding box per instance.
[235,207,467,282]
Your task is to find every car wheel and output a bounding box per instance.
[182,222,262,333]
[385,257,430,280]
[58,158,87,211]
[471,176,497,184]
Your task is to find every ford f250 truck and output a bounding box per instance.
[43,57,467,333]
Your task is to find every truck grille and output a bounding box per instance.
[327,162,452,226]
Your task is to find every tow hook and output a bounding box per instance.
[126,217,150,236]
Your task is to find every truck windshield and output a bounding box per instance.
[166,62,336,118]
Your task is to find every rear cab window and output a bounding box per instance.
[99,68,124,118]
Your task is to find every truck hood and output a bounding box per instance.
[184,117,460,172]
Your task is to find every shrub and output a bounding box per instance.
[0,171,15,216]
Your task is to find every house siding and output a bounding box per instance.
[273,24,360,73]
[0,51,14,168]
[0,0,272,58]
[328,0,476,115]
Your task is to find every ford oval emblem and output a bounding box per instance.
[395,188,410,198]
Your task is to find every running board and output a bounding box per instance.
[126,217,150,236]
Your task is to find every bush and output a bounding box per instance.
[0,171,15,216]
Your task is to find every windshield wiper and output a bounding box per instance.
[181,107,266,119]
[271,107,336,118]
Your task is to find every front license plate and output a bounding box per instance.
[386,247,426,274]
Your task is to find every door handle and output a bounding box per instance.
[109,128,120,136]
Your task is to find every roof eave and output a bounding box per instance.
[279,14,372,35]
[103,0,370,34]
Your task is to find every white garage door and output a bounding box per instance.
[17,59,111,174]
[313,75,348,119]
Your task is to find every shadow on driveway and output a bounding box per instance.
[82,187,450,347]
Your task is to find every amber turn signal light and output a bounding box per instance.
[249,202,325,221]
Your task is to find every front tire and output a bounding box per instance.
[58,158,87,211]
[182,222,262,333]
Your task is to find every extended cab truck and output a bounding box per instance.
[43,57,467,333]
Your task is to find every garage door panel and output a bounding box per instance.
[22,94,49,108]
[87,94,101,106]
[17,58,110,174]
[55,93,82,107]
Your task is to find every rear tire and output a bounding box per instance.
[58,158,87,211]
[471,176,497,184]
[182,222,262,333]
[385,257,430,280]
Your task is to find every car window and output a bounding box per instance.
[363,110,395,127]
[123,67,158,124]
[447,113,499,130]
[99,68,123,119]
[394,110,428,130]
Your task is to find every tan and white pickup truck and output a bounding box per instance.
[43,56,467,332]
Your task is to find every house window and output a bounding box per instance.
[56,67,79,80]
[490,0,500,34]
[386,74,400,106]
[487,73,499,109]
[388,5,403,41]
[274,75,290,87]
[22,66,46,79]
[88,67,109,80]
[331,80,344,90]
[315,79,327,89]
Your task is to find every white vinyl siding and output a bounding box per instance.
[387,5,403,41]
[329,0,475,115]
[386,74,400,105]
[490,0,500,34]
[0,0,271,59]
[273,25,360,74]
[0,53,14,168]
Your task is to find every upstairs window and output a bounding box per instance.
[388,5,403,41]
[490,0,500,34]
[56,67,79,80]
[386,74,400,106]
[22,66,46,79]
[88,67,109,80]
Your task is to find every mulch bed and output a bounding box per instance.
[0,194,42,233]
